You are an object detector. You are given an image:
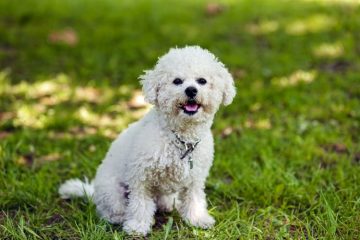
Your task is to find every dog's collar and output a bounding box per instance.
[172,131,200,169]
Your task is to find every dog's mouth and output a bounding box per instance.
[180,99,201,115]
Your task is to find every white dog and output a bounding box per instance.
[59,46,236,235]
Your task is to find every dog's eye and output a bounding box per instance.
[197,78,207,85]
[173,78,183,85]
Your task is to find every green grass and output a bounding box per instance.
[1,0,360,239]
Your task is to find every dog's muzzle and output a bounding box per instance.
[181,98,200,115]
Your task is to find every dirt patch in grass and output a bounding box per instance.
[0,131,12,139]
[45,213,64,226]
[317,60,352,73]
[322,143,348,154]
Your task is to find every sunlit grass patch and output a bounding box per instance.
[244,118,272,130]
[13,104,48,128]
[6,73,115,105]
[0,71,150,135]
[272,70,317,87]
[313,42,344,58]
[245,20,279,35]
[285,14,337,35]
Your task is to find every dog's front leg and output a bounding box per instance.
[177,184,215,229]
[123,184,155,236]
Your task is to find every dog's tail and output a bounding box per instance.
[59,177,94,199]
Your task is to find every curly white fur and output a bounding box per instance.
[59,46,235,235]
[58,178,94,199]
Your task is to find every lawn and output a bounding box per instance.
[1,0,360,239]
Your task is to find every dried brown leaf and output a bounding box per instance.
[48,28,78,46]
[75,87,101,103]
[39,96,59,106]
[0,112,15,121]
[205,3,224,16]
[221,127,233,138]
[220,126,241,139]
[323,143,348,154]
[232,69,246,79]
[0,131,11,139]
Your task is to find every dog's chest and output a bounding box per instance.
[146,143,192,193]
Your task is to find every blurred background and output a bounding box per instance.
[0,0,359,239]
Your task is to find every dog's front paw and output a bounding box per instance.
[123,219,152,236]
[185,213,215,229]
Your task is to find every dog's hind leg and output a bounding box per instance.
[93,178,128,224]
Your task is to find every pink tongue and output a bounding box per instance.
[185,104,198,112]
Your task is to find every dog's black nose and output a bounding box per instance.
[185,86,198,98]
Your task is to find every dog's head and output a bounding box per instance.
[140,46,235,124]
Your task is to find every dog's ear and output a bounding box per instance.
[140,70,158,105]
[220,68,236,106]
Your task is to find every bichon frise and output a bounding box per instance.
[59,46,236,235]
